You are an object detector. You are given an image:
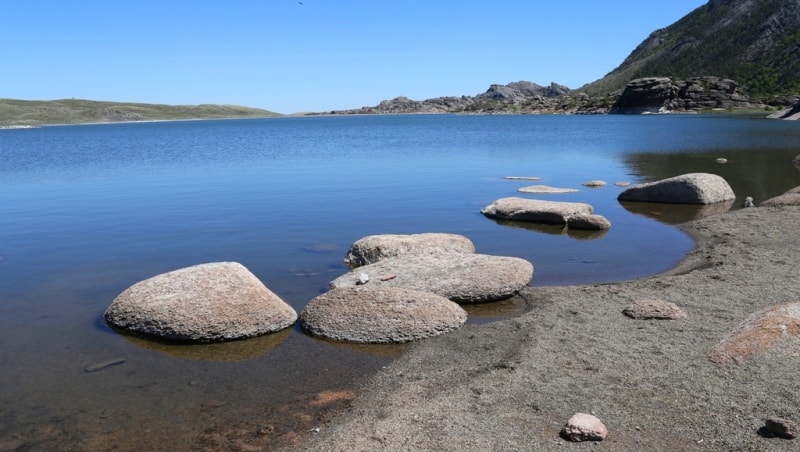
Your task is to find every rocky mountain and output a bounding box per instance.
[583,0,800,100]
[322,0,799,116]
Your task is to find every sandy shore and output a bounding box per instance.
[295,205,800,451]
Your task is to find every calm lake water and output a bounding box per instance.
[1,114,799,449]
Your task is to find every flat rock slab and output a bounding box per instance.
[344,233,475,268]
[516,185,578,194]
[330,254,533,304]
[300,287,467,343]
[618,172,735,204]
[708,302,800,364]
[481,197,594,224]
[623,299,687,320]
[105,262,297,342]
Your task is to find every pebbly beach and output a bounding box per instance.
[296,204,800,451]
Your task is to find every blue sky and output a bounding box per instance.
[3,1,707,114]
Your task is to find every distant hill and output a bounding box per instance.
[0,98,279,127]
[582,0,800,100]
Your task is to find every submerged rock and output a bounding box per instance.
[300,287,467,343]
[344,233,475,268]
[516,185,578,194]
[330,253,533,304]
[105,262,297,342]
[617,173,735,205]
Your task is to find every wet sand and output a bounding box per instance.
[296,206,800,451]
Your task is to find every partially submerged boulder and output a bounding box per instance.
[344,233,475,268]
[708,302,800,364]
[618,173,735,204]
[330,253,533,304]
[761,186,800,206]
[300,287,467,343]
[481,197,609,230]
[105,262,297,342]
[566,214,611,231]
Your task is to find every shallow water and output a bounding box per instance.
[1,114,799,449]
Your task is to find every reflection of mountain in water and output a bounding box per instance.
[488,218,608,240]
[619,200,735,225]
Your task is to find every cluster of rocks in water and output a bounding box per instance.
[104,166,800,352]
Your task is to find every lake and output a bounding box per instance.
[1,114,799,449]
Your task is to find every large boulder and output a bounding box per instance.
[708,302,800,364]
[617,173,735,204]
[481,197,609,230]
[300,287,467,343]
[105,262,297,342]
[330,253,533,304]
[344,233,475,268]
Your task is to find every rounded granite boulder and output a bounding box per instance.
[104,262,297,342]
[617,173,735,204]
[300,287,467,343]
[344,233,475,268]
[330,253,533,304]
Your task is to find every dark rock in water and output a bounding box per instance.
[344,233,475,268]
[330,253,533,304]
[617,173,735,205]
[84,358,125,373]
[105,262,297,342]
[300,287,467,343]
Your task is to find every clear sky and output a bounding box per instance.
[3,1,707,114]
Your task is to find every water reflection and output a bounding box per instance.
[118,327,292,361]
[487,217,609,240]
[618,199,735,225]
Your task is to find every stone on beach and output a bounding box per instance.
[344,233,475,268]
[622,299,687,320]
[617,173,735,204]
[708,302,800,364]
[561,413,608,442]
[481,197,592,224]
[300,287,467,343]
[104,262,297,342]
[330,253,533,303]
[763,417,798,439]
[516,185,578,194]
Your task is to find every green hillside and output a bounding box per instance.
[583,0,800,99]
[0,98,279,127]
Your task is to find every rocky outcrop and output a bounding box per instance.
[299,287,467,343]
[481,197,611,230]
[104,262,297,342]
[330,254,533,304]
[617,173,736,204]
[767,99,800,120]
[344,233,475,268]
[708,302,800,364]
[610,77,754,114]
